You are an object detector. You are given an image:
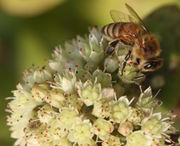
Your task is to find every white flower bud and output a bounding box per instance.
[102,135,121,146]
[31,83,49,103]
[37,105,55,124]
[118,121,133,136]
[128,108,144,125]
[45,89,65,108]
[52,72,76,94]
[68,120,93,145]
[23,67,52,89]
[93,118,114,140]
[53,137,72,146]
[126,131,151,146]
[92,98,111,118]
[58,108,79,130]
[93,69,112,88]
[110,96,131,123]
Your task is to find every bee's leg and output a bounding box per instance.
[121,50,132,75]
[106,39,120,55]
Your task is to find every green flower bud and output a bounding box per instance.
[75,68,92,82]
[89,28,102,52]
[141,113,172,137]
[77,80,102,106]
[77,36,91,61]
[118,64,145,84]
[110,96,131,123]
[93,69,112,88]
[137,87,161,113]
[142,117,162,135]
[104,57,119,73]
[49,47,71,72]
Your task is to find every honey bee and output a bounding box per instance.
[101,3,163,75]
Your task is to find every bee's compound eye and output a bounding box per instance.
[143,59,163,71]
[144,62,153,69]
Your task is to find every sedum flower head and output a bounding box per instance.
[7,28,179,145]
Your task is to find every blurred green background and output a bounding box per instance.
[0,0,180,145]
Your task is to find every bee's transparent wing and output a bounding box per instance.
[125,3,149,32]
[110,9,135,23]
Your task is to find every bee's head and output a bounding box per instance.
[134,34,161,59]
[141,58,163,72]
[141,34,161,57]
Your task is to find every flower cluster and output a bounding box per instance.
[7,28,179,146]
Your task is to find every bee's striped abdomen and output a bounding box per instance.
[102,22,126,40]
[102,23,114,39]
